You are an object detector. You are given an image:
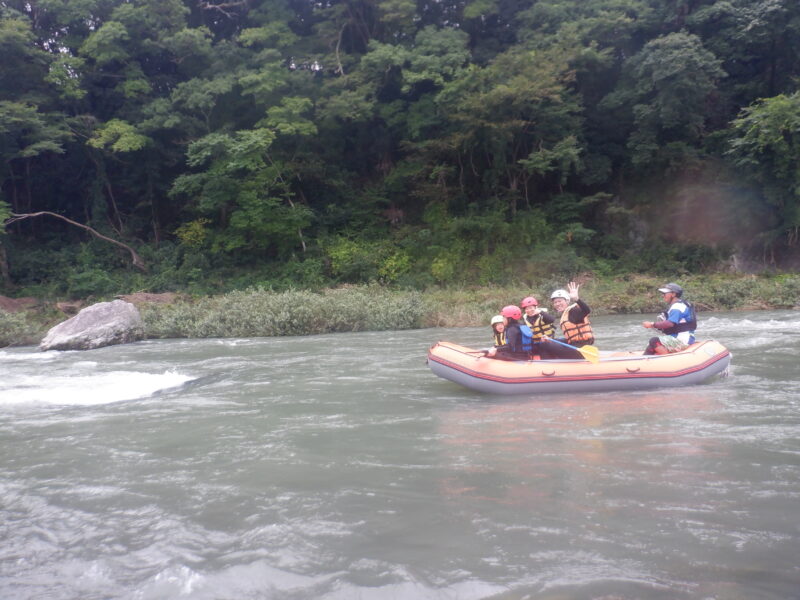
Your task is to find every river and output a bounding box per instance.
[1,311,799,599]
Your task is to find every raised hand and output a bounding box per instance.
[567,281,580,301]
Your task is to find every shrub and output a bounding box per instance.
[430,254,459,284]
[141,285,426,339]
[772,275,800,307]
[325,237,382,282]
[0,311,41,347]
[67,268,118,298]
[378,250,412,284]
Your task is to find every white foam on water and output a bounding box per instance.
[0,349,58,362]
[129,562,330,600]
[703,315,800,333]
[72,360,99,368]
[0,370,193,406]
[129,560,506,600]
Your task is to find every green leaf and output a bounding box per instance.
[262,97,317,137]
[0,101,70,159]
[403,27,470,92]
[464,0,498,20]
[378,0,417,35]
[171,76,235,114]
[88,119,149,152]
[45,55,87,100]
[519,136,583,183]
[238,23,298,49]
[162,27,214,63]
[0,200,11,232]
[318,87,375,123]
[79,21,130,64]
[238,57,289,102]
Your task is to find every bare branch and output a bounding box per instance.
[335,23,346,76]
[5,211,147,272]
[197,0,248,19]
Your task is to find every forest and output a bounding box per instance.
[1,0,799,299]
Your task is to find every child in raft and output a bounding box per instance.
[490,314,506,347]
[486,306,535,361]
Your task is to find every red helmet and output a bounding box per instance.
[500,305,522,320]
[520,296,538,308]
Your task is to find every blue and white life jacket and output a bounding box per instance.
[662,300,697,344]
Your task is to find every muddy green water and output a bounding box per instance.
[1,311,799,599]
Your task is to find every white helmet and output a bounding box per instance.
[490,315,504,326]
[550,289,570,301]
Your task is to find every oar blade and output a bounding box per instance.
[579,345,600,363]
[544,337,600,362]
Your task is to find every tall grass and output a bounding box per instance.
[140,275,800,339]
[0,310,41,347]
[141,286,426,338]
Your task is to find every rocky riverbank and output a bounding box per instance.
[2,274,798,347]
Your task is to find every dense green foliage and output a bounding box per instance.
[1,0,799,297]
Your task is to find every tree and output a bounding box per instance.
[0,101,71,214]
[727,92,800,255]
[429,45,583,212]
[170,126,312,259]
[606,32,726,171]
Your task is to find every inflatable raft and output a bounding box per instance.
[427,340,731,395]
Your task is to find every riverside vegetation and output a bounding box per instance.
[2,274,799,348]
[2,0,800,309]
[3,1,800,347]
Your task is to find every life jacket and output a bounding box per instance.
[523,313,555,341]
[493,329,506,347]
[519,325,534,352]
[496,322,532,358]
[660,300,697,334]
[560,304,594,344]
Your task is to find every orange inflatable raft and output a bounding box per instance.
[427,340,731,395]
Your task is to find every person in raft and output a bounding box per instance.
[540,281,595,359]
[641,282,697,355]
[490,314,506,347]
[486,305,531,360]
[520,296,555,349]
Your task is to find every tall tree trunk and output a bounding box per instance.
[86,150,123,234]
[7,163,20,236]
[0,244,10,288]
[105,180,123,235]
[24,159,35,236]
[8,163,19,213]
[768,37,777,97]
[148,171,160,246]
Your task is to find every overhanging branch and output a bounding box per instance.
[5,211,147,272]
[197,0,248,18]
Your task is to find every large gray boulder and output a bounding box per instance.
[40,300,144,351]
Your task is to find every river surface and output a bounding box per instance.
[1,311,799,599]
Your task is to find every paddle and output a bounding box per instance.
[544,337,600,363]
[466,349,489,356]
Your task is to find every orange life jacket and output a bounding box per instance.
[560,304,594,344]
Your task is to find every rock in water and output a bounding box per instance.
[40,300,144,351]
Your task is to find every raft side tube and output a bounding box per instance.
[427,340,731,395]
